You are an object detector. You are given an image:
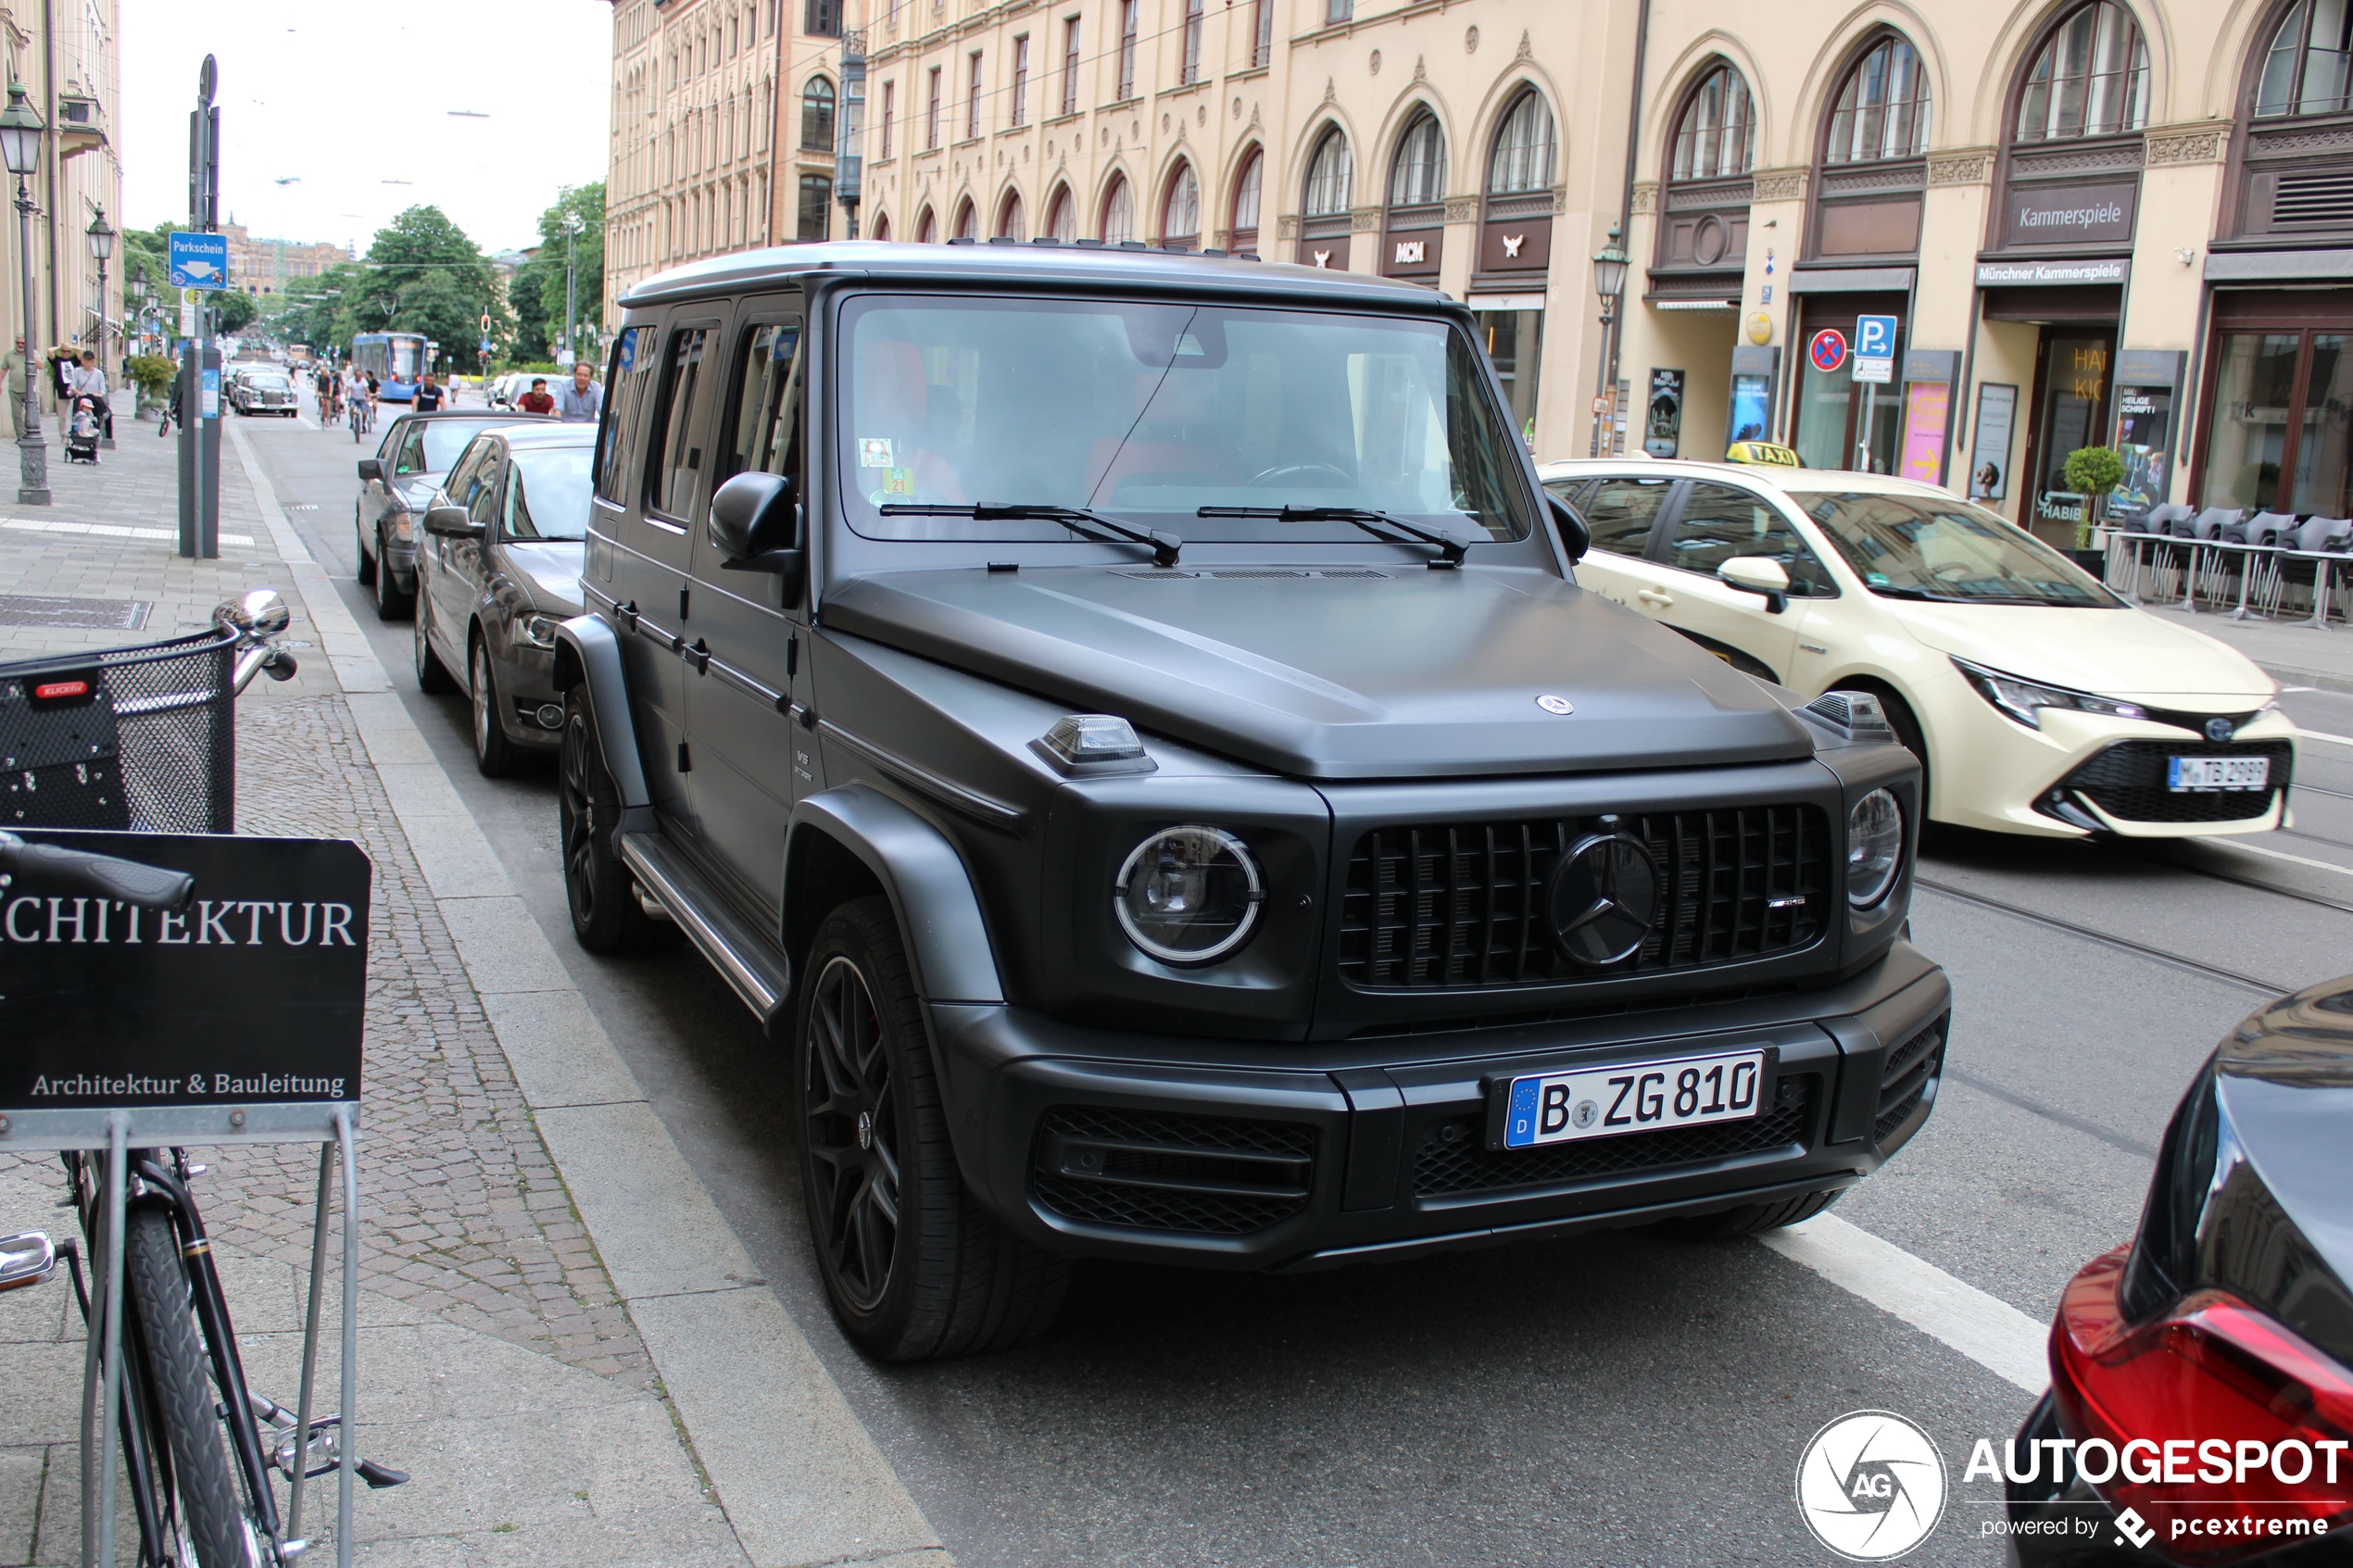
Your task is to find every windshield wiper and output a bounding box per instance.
[881,502,1182,568]
[1195,504,1470,568]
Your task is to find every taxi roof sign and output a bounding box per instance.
[1726,441,1802,468]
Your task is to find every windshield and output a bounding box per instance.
[838,295,1532,546]
[502,445,595,540]
[1788,491,2120,608]
[418,421,486,473]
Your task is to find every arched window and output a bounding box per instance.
[1825,35,1931,164]
[1672,63,1755,181]
[997,191,1026,240]
[1102,174,1134,242]
[1390,109,1446,206]
[954,198,977,241]
[874,212,892,242]
[1163,162,1200,245]
[1304,127,1353,215]
[2256,0,2353,117]
[2017,3,2149,141]
[1045,184,1077,241]
[917,206,937,244]
[1230,148,1263,248]
[801,76,836,149]
[1488,90,1556,194]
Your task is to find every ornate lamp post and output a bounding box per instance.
[1588,223,1629,459]
[86,206,115,446]
[0,82,46,503]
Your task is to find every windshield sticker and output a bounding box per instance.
[884,468,914,495]
[859,437,893,468]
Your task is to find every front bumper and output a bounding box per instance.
[925,942,1951,1269]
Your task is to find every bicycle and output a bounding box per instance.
[348,395,369,443]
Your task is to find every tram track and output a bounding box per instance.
[1912,875,2287,995]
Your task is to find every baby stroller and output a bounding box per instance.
[63,395,98,464]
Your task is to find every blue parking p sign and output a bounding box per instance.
[1855,314,1898,360]
[168,232,229,291]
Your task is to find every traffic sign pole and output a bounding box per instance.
[178,57,221,560]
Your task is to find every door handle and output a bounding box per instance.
[1636,587,1675,608]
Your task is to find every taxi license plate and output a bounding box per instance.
[2168,756,2270,792]
[1501,1049,1764,1149]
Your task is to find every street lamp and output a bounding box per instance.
[1589,222,1629,459]
[1,81,48,504]
[560,209,584,367]
[86,206,115,446]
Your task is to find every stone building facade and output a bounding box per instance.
[0,0,123,374]
[220,222,347,295]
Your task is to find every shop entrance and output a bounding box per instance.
[1473,301,1546,447]
[2021,332,2114,544]
[1791,294,1906,473]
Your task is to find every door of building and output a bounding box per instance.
[2020,332,2113,543]
[1791,294,1906,474]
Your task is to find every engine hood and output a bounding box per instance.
[822,566,1817,779]
[505,541,585,611]
[1892,601,2276,704]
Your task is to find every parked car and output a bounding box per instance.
[353,410,554,620]
[230,370,297,416]
[2003,977,2352,1564]
[553,243,1950,1361]
[411,424,595,775]
[1538,459,2299,840]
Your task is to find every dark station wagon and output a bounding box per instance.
[554,240,1953,1361]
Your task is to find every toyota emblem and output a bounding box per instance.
[1546,832,1662,966]
[1536,694,1575,715]
[2205,717,2234,743]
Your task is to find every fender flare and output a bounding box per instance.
[785,784,1005,1006]
[551,615,651,815]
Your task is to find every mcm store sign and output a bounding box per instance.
[0,830,370,1109]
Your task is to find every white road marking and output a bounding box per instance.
[2296,727,2353,747]
[2216,837,2353,877]
[2283,685,2319,692]
[1762,1213,2049,1394]
[2,518,254,547]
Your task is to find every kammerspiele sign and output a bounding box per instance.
[0,831,370,1109]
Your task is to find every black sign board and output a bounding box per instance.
[0,830,369,1110]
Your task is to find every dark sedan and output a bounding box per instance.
[2005,979,2353,1565]
[231,370,296,416]
[353,409,554,620]
[411,424,593,775]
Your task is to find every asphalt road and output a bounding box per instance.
[237,397,2353,1565]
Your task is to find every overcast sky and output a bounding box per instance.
[121,0,611,256]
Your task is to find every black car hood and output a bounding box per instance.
[822,566,1815,779]
[2215,985,2353,1311]
[504,541,585,611]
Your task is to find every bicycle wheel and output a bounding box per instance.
[124,1201,263,1567]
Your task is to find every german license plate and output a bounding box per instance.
[1501,1049,1765,1149]
[2168,756,2269,792]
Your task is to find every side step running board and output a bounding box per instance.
[619,833,792,1028]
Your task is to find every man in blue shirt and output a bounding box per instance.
[557,362,601,422]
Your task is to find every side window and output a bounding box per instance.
[1541,478,1591,508]
[720,315,804,484]
[646,326,716,521]
[1667,483,1837,596]
[395,423,430,476]
[375,420,404,465]
[467,445,506,526]
[593,326,660,505]
[1579,476,1675,555]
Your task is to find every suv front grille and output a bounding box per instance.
[1413,1075,1818,1198]
[2049,740,2292,824]
[1029,1105,1316,1236]
[1340,805,1830,989]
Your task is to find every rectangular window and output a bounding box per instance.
[1253,0,1272,68]
[1117,0,1137,99]
[880,81,895,157]
[594,327,659,504]
[967,52,983,139]
[648,327,714,520]
[1012,36,1030,127]
[798,174,833,242]
[804,0,841,36]
[725,316,805,483]
[927,67,941,150]
[1326,0,1351,23]
[1062,18,1081,116]
[1181,0,1203,84]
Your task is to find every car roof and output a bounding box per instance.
[391,408,556,425]
[497,423,594,447]
[621,237,1450,313]
[1536,456,1965,503]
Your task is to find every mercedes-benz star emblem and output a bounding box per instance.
[1535,694,1575,715]
[2206,717,2234,743]
[1546,832,1662,966]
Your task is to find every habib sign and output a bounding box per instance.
[1999,182,2138,248]
[0,830,370,1110]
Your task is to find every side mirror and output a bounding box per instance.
[1719,556,1792,614]
[423,505,483,539]
[710,471,806,594]
[1545,493,1590,563]
[357,457,384,483]
[212,588,291,638]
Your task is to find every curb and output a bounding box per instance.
[223,420,951,1568]
[2257,663,2353,696]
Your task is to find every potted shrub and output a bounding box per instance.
[2061,445,2125,567]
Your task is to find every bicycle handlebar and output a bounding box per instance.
[0,831,195,909]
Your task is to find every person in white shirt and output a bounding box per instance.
[66,351,109,441]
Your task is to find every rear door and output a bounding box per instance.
[427,436,498,669]
[1557,472,1679,613]
[1635,480,1840,684]
[684,299,809,916]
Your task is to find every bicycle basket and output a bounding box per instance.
[0,626,239,834]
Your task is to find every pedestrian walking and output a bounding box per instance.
[0,335,25,439]
[67,352,111,442]
[557,361,601,422]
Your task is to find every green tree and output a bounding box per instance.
[213,291,259,333]
[509,183,603,362]
[2062,445,2127,546]
[359,206,508,372]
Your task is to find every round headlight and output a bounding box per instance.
[1114,826,1265,965]
[1846,789,1904,909]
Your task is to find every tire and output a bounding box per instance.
[355,508,376,586]
[470,636,524,778]
[1653,1188,1843,1242]
[798,897,1071,1361]
[413,595,456,693]
[125,1203,261,1568]
[1869,687,1931,821]
[372,528,412,620]
[559,686,668,952]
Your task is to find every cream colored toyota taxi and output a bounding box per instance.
[1539,458,2296,839]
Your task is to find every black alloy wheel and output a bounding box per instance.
[470,638,523,777]
[796,897,1071,1361]
[372,526,412,620]
[413,595,456,694]
[354,506,374,586]
[558,687,666,952]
